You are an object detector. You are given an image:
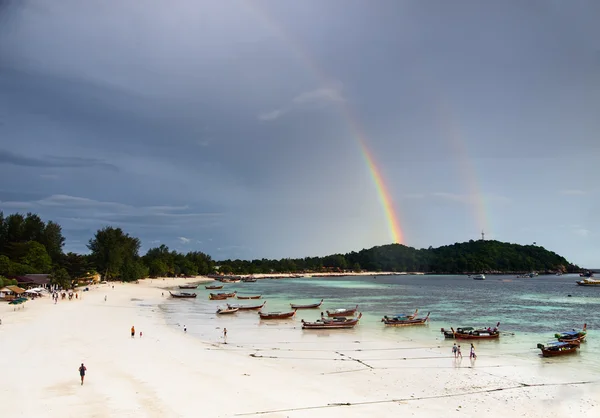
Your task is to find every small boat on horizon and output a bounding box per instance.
[290,299,323,309]
[169,291,197,299]
[259,309,297,320]
[325,305,359,317]
[537,341,580,357]
[301,313,363,329]
[472,274,485,280]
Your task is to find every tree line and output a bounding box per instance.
[0,211,580,288]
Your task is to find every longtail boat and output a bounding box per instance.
[441,322,500,339]
[382,312,430,326]
[302,313,362,329]
[537,341,580,357]
[169,291,197,299]
[236,295,262,300]
[209,291,237,300]
[555,324,587,343]
[242,278,257,283]
[259,309,297,320]
[385,309,419,320]
[325,305,359,317]
[227,301,266,311]
[221,278,241,283]
[205,285,224,290]
[179,284,198,289]
[290,299,323,309]
[216,306,239,315]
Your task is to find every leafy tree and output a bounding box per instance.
[50,268,72,289]
[41,221,65,262]
[87,227,141,280]
[19,241,52,273]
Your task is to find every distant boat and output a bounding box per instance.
[179,284,198,289]
[290,299,323,309]
[169,291,197,299]
[259,309,297,320]
[537,341,579,357]
[216,306,239,315]
[205,285,224,290]
[382,312,430,327]
[325,305,359,317]
[576,278,600,286]
[227,301,266,311]
[301,313,362,329]
[472,274,485,280]
[236,294,262,300]
[441,322,500,339]
[555,324,587,343]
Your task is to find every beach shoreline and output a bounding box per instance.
[1,277,599,417]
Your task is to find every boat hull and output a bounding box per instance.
[290,299,323,309]
[169,291,197,299]
[259,310,296,319]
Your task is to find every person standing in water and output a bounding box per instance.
[470,343,477,359]
[79,363,87,385]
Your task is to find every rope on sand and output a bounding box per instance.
[233,380,599,416]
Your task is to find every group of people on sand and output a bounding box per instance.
[452,342,477,359]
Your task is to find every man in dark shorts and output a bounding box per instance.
[79,363,87,385]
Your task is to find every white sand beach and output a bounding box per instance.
[1,278,599,418]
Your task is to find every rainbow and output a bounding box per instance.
[244,3,404,244]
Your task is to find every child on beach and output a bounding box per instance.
[452,343,458,358]
[470,343,477,359]
[79,363,86,385]
[457,345,463,359]
[131,326,135,338]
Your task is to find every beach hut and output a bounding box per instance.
[0,287,14,300]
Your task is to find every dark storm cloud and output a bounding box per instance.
[0,149,118,170]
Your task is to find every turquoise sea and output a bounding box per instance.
[159,274,600,371]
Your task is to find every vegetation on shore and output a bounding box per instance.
[0,211,579,284]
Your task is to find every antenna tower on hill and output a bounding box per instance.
[481,230,485,241]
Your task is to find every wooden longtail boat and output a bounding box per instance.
[259,309,297,319]
[216,306,239,315]
[221,278,241,283]
[537,341,580,357]
[382,312,430,326]
[555,324,587,343]
[290,299,323,309]
[236,295,262,300]
[227,301,266,311]
[169,291,197,299]
[242,278,257,283]
[326,305,359,317]
[209,291,237,300]
[302,313,362,329]
[385,309,419,320]
[441,322,500,339]
[205,285,224,290]
[179,284,198,289]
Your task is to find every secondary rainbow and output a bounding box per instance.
[245,2,404,244]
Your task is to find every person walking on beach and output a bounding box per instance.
[457,345,463,359]
[183,325,187,333]
[79,363,87,385]
[223,327,227,344]
[131,325,135,338]
[140,331,143,338]
[470,343,477,359]
[452,343,458,358]
[104,295,107,302]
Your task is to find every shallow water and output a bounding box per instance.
[160,274,600,371]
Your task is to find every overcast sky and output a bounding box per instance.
[1,1,599,265]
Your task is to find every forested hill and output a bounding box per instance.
[0,212,579,286]
[218,240,578,274]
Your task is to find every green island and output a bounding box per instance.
[0,211,580,287]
